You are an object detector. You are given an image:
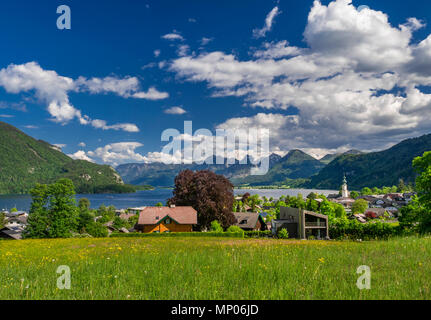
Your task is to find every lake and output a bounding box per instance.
[0,188,338,211]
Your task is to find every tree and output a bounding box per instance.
[78,198,91,211]
[320,200,335,217]
[372,187,382,195]
[352,199,368,214]
[113,216,129,230]
[248,194,262,212]
[155,202,164,207]
[128,215,139,227]
[24,179,78,239]
[334,203,346,218]
[398,179,407,192]
[0,211,5,229]
[242,193,251,204]
[307,192,318,200]
[350,191,359,199]
[97,204,116,223]
[404,151,431,233]
[168,170,236,230]
[361,187,372,195]
[306,198,319,212]
[86,221,109,238]
[76,198,95,233]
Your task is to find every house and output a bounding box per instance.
[365,208,388,219]
[5,211,28,218]
[103,221,116,235]
[136,206,197,233]
[353,213,367,223]
[0,226,23,240]
[272,207,329,240]
[233,212,267,231]
[331,197,356,208]
[4,215,27,229]
[128,206,147,215]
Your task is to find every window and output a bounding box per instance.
[165,218,171,224]
[240,219,248,225]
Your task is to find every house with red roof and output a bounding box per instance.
[136,206,198,233]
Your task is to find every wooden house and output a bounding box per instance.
[136,206,197,233]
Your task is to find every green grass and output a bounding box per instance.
[0,236,430,300]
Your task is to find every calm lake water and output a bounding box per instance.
[0,188,337,211]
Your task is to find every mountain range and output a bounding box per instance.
[2,120,431,193]
[0,121,125,194]
[117,134,431,190]
[117,150,336,188]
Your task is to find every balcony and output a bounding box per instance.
[305,222,327,227]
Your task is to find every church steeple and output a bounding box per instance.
[341,174,350,198]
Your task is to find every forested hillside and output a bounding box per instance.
[0,121,125,194]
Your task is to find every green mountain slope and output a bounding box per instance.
[0,121,124,194]
[308,134,431,190]
[320,150,364,164]
[231,150,325,186]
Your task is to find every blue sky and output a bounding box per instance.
[2,0,431,165]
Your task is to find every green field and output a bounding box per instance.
[1,236,430,300]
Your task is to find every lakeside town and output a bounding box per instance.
[0,174,417,241]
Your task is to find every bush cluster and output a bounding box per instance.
[329,219,401,240]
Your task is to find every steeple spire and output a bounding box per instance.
[341,174,349,198]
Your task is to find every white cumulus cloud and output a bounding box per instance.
[164,106,187,115]
[168,0,431,154]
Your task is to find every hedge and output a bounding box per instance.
[110,232,245,238]
[244,230,273,238]
[329,219,401,240]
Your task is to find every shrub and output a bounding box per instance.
[277,228,289,239]
[226,225,244,234]
[329,219,401,240]
[210,220,224,232]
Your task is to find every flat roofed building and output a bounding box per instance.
[272,207,329,240]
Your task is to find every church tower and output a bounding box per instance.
[341,174,350,198]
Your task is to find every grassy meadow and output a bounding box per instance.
[0,236,430,300]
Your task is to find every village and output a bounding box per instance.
[0,176,416,241]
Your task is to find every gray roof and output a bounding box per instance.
[233,212,262,230]
[0,228,22,240]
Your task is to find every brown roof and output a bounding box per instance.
[137,206,197,225]
[119,213,136,220]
